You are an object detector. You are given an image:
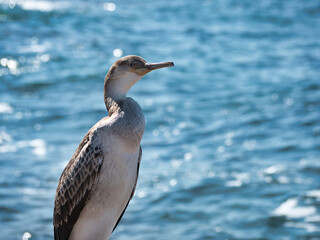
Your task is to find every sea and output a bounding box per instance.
[0,0,320,239]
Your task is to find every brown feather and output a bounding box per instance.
[53,129,104,240]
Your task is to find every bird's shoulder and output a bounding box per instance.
[56,119,107,183]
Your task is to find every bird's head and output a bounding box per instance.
[104,55,174,100]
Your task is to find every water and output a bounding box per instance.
[1,0,320,239]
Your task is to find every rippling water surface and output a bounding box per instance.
[1,0,320,239]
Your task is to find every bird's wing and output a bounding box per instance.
[53,129,104,240]
[112,146,142,232]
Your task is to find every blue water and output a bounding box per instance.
[1,0,320,239]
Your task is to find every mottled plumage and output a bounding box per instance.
[53,55,173,240]
[54,129,104,239]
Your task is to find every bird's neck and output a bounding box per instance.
[104,74,126,115]
[104,72,142,115]
[105,97,124,116]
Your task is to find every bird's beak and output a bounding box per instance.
[144,61,174,71]
[133,61,174,75]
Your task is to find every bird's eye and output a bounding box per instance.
[129,63,133,67]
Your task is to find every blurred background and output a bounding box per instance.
[1,0,320,239]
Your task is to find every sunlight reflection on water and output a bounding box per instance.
[0,0,320,239]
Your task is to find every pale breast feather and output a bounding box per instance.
[53,130,104,240]
[112,146,142,232]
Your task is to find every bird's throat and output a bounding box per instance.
[104,72,142,114]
